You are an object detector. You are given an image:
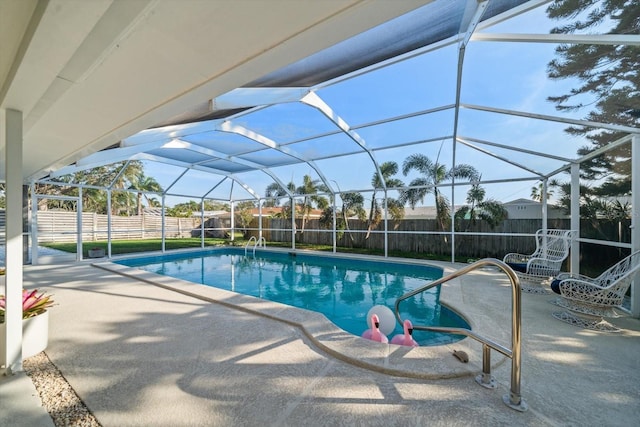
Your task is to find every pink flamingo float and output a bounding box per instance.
[390,319,419,347]
[361,313,389,343]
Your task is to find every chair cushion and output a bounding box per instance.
[506,262,528,273]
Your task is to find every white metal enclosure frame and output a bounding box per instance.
[29,0,640,318]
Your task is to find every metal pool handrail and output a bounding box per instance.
[244,236,257,256]
[394,258,527,412]
[244,236,266,256]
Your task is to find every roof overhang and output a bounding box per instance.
[1,0,434,181]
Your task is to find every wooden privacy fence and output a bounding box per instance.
[28,211,631,274]
[251,217,631,274]
[35,211,201,242]
[257,218,573,259]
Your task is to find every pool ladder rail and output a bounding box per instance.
[244,236,266,256]
[394,258,527,413]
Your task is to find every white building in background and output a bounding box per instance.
[503,199,568,220]
[382,199,568,220]
[401,206,463,219]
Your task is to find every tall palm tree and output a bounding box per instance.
[129,173,163,215]
[400,153,479,231]
[319,191,366,241]
[265,181,296,217]
[103,161,143,215]
[530,179,558,202]
[264,182,289,207]
[341,192,366,240]
[147,197,161,208]
[366,161,404,238]
[455,181,508,229]
[296,175,328,233]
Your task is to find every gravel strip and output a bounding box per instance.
[23,352,101,427]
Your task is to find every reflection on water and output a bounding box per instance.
[119,250,468,345]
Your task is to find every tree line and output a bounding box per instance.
[21,152,508,240]
[261,153,507,239]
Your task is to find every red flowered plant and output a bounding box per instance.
[0,289,55,322]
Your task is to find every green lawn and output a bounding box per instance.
[42,238,465,262]
[42,238,237,256]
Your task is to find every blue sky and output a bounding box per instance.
[142,2,601,208]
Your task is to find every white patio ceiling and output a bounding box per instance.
[1,0,432,180]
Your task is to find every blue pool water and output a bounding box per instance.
[116,248,469,346]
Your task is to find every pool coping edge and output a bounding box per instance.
[92,250,509,380]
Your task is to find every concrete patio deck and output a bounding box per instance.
[3,254,640,426]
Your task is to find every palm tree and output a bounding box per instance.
[366,161,404,238]
[33,161,150,215]
[606,199,631,220]
[320,191,366,241]
[455,181,508,229]
[265,181,296,218]
[146,197,161,208]
[530,179,559,202]
[129,173,163,215]
[296,175,328,233]
[341,192,366,240]
[97,161,144,215]
[400,153,479,231]
[264,182,289,207]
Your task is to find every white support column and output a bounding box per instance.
[161,196,166,252]
[200,199,205,248]
[22,185,29,264]
[450,185,456,263]
[383,190,388,258]
[541,178,549,259]
[107,190,112,258]
[332,195,337,253]
[77,186,83,261]
[291,197,296,250]
[631,135,640,317]
[230,201,235,242]
[3,108,24,374]
[31,188,39,265]
[258,201,263,241]
[541,178,548,228]
[570,163,580,275]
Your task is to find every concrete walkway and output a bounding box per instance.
[0,371,54,427]
[3,257,640,426]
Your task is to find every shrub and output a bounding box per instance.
[0,289,55,322]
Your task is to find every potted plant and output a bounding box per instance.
[0,287,55,366]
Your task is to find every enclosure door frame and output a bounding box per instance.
[31,194,82,265]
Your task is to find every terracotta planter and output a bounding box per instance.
[0,311,49,367]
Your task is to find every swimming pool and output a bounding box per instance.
[116,248,469,346]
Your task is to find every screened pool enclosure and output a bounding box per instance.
[7,0,640,318]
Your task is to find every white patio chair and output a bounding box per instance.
[551,250,640,332]
[503,229,576,294]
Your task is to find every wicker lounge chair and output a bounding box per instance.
[503,229,576,294]
[551,250,640,332]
